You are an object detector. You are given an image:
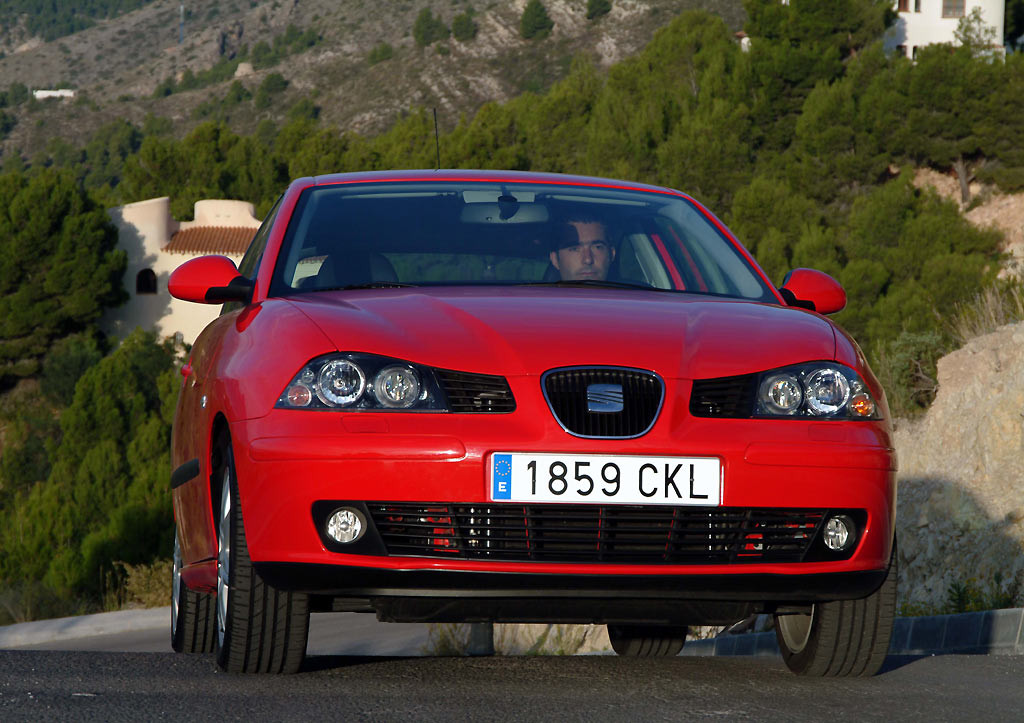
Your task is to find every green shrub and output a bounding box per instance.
[452,12,477,41]
[521,0,553,39]
[586,0,612,20]
[0,110,14,138]
[288,98,320,122]
[946,573,1022,614]
[0,330,178,603]
[151,76,175,98]
[368,42,394,65]
[413,8,449,47]
[874,331,947,418]
[41,332,103,404]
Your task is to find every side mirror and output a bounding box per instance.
[779,268,846,315]
[168,255,254,304]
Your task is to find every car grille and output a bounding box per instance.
[367,503,826,564]
[434,369,515,413]
[689,374,757,418]
[543,367,663,438]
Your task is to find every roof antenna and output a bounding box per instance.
[433,108,441,170]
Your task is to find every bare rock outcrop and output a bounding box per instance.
[894,321,1024,611]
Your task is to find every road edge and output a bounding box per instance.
[3,606,1023,656]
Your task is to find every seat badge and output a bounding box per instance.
[587,383,624,413]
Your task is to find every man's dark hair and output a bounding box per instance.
[549,211,609,251]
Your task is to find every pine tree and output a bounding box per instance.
[586,0,612,21]
[520,0,554,40]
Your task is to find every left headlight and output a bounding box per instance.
[276,353,447,411]
[755,362,879,419]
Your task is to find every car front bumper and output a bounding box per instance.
[216,407,896,605]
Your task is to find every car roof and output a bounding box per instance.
[304,169,689,199]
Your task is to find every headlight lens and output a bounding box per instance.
[804,368,850,415]
[372,365,422,408]
[317,359,365,406]
[276,353,446,411]
[758,374,803,415]
[754,362,879,419]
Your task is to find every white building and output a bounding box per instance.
[885,0,1005,58]
[104,197,261,344]
[32,89,75,100]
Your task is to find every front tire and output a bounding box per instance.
[608,624,687,657]
[215,439,310,673]
[171,531,216,653]
[774,542,897,677]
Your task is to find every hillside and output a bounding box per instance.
[0,0,745,161]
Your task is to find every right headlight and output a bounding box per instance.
[755,362,879,419]
[276,353,447,411]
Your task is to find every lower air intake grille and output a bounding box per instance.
[690,374,757,418]
[543,367,663,438]
[367,503,827,564]
[435,369,515,413]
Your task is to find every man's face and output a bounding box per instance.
[549,221,615,281]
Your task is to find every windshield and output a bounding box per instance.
[268,181,775,302]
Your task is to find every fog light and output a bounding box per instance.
[823,515,855,551]
[326,507,365,544]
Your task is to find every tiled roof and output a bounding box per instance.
[164,226,256,255]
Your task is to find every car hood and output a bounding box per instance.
[286,287,837,379]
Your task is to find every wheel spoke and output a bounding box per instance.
[778,608,814,654]
[217,471,232,648]
[171,534,182,636]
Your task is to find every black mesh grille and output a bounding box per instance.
[689,374,757,418]
[367,503,826,564]
[435,369,515,413]
[543,368,663,438]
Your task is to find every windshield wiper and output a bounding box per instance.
[344,281,418,290]
[314,282,419,291]
[521,279,669,292]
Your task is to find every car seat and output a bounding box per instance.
[312,251,398,289]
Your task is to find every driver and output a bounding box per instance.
[549,215,615,281]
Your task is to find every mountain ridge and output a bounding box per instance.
[0,0,745,161]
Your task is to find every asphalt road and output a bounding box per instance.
[2,650,1024,721]
[4,612,1024,720]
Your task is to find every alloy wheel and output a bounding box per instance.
[171,533,182,638]
[777,607,815,654]
[216,469,232,650]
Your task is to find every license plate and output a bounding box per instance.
[489,452,721,505]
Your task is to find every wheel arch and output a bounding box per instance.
[209,413,232,537]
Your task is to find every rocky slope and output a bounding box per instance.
[894,321,1024,611]
[0,0,744,160]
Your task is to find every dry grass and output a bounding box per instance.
[947,283,1024,347]
[423,622,474,656]
[103,558,172,611]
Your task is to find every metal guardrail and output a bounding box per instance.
[681,608,1024,657]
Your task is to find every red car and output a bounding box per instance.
[168,170,896,676]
